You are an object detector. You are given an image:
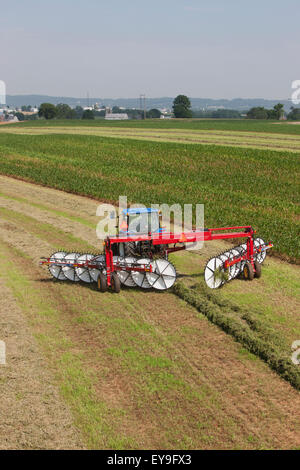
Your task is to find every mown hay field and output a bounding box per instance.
[6,118,300,135]
[2,120,300,152]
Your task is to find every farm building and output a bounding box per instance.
[105,113,129,120]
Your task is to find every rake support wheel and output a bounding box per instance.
[254,260,262,278]
[243,262,254,281]
[97,272,107,292]
[111,272,121,293]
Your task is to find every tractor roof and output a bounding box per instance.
[122,208,159,215]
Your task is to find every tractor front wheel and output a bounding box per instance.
[243,262,254,281]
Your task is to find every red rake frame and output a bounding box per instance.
[40,225,273,289]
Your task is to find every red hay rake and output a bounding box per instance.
[40,224,273,293]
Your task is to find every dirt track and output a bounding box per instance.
[0,175,299,449]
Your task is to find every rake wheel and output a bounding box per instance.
[234,243,247,275]
[254,238,266,264]
[116,257,136,287]
[204,256,227,289]
[48,251,68,280]
[219,252,235,281]
[75,253,94,283]
[89,255,105,282]
[62,252,81,282]
[146,259,176,291]
[229,248,242,278]
[131,258,151,288]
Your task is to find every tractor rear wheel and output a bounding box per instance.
[254,260,262,278]
[124,241,137,257]
[97,272,107,292]
[111,272,121,293]
[243,262,254,281]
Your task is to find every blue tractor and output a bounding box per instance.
[112,207,166,257]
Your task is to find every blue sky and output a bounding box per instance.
[0,0,299,98]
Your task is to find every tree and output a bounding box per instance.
[82,109,95,120]
[74,106,84,119]
[147,108,161,119]
[94,109,106,118]
[288,106,300,121]
[246,107,268,119]
[38,103,57,120]
[56,103,76,119]
[273,103,284,120]
[195,109,241,119]
[172,95,192,118]
[112,106,121,113]
[247,103,285,120]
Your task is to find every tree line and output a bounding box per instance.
[14,97,300,121]
[173,96,300,120]
[246,103,300,120]
[28,103,164,120]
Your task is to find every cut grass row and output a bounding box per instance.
[5,118,300,136]
[0,132,299,260]
[173,281,300,390]
[2,125,300,152]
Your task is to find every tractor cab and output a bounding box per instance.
[119,207,163,237]
[114,208,165,258]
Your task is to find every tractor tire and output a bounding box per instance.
[243,262,254,281]
[112,244,120,256]
[254,260,262,278]
[124,241,137,257]
[111,272,121,293]
[97,272,107,292]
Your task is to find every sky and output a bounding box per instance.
[0,0,299,99]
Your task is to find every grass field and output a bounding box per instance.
[0,176,299,449]
[0,123,299,260]
[0,119,299,449]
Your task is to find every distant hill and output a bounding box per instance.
[5,95,293,112]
